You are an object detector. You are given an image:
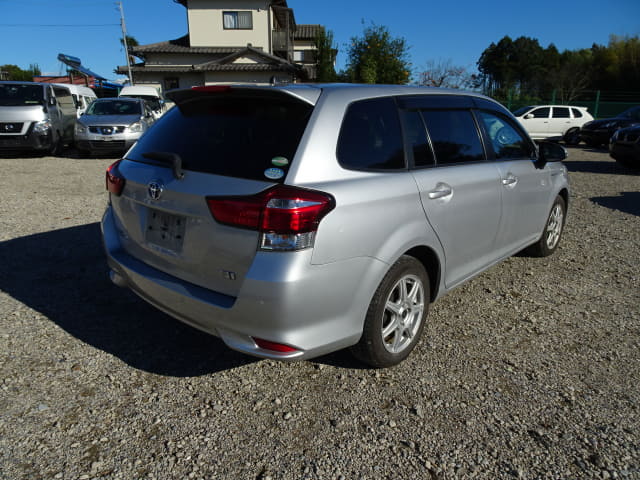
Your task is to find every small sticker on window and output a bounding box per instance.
[264,167,284,180]
[271,156,289,167]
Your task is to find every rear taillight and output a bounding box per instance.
[206,185,335,251]
[106,160,125,196]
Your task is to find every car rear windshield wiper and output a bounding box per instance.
[142,151,184,180]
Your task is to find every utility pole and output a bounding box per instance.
[117,1,133,85]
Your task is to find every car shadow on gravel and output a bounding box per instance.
[563,158,630,175]
[591,191,640,217]
[0,223,256,376]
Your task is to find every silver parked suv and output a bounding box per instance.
[101,84,569,367]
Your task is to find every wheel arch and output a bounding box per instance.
[558,187,569,211]
[403,245,441,303]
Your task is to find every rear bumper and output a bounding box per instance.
[101,206,387,361]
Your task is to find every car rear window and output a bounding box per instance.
[127,94,313,182]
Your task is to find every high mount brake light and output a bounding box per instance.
[106,160,125,196]
[206,185,335,251]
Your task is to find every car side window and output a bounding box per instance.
[400,110,435,168]
[552,107,570,118]
[337,97,405,171]
[571,108,583,118]
[531,108,550,118]
[420,109,485,166]
[477,110,534,160]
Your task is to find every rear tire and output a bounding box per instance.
[525,195,566,257]
[351,255,429,368]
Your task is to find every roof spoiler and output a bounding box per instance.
[165,85,320,106]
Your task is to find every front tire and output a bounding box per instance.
[351,255,429,368]
[525,195,566,257]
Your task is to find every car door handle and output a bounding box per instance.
[502,174,518,187]
[427,183,453,199]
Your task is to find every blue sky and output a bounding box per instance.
[1,0,638,82]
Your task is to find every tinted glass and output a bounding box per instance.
[0,84,44,106]
[531,108,550,118]
[400,110,434,168]
[571,108,583,118]
[620,106,640,120]
[87,100,141,115]
[421,110,484,165]
[513,106,534,117]
[552,107,570,118]
[127,95,312,182]
[337,97,405,170]
[477,111,533,160]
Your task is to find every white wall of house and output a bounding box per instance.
[187,0,272,49]
[143,53,224,66]
[204,70,291,85]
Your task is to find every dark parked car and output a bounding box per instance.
[579,105,640,147]
[609,125,640,170]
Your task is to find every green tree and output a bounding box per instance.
[344,23,411,84]
[0,64,41,81]
[314,27,337,82]
[119,35,139,48]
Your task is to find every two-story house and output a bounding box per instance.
[116,0,326,93]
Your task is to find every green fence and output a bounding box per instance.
[502,90,640,118]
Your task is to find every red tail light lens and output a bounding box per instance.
[253,337,300,354]
[106,160,125,196]
[206,185,335,251]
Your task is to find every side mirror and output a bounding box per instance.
[535,141,567,168]
[49,97,56,106]
[524,113,534,119]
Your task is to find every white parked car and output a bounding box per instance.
[513,105,593,145]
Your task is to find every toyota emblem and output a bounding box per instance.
[148,181,164,201]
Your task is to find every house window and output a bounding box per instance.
[293,50,316,63]
[223,11,252,30]
[164,77,179,90]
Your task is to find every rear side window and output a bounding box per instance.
[337,97,405,171]
[127,95,312,182]
[571,108,583,118]
[421,110,485,165]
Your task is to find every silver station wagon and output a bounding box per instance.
[101,84,569,367]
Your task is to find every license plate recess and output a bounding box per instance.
[145,208,186,252]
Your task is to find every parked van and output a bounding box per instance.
[56,84,97,117]
[0,81,77,155]
[118,85,165,119]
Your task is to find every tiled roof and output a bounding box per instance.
[118,63,298,73]
[295,24,322,40]
[131,35,243,55]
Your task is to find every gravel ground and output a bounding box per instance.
[0,147,638,480]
